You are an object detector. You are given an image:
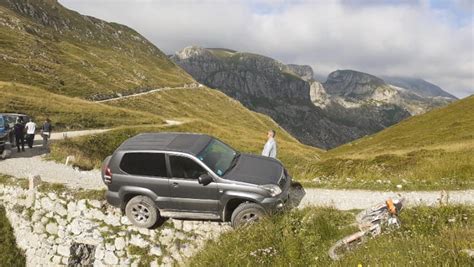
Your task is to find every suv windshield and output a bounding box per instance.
[197,139,238,176]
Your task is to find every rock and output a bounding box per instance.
[103,251,118,265]
[47,192,57,200]
[104,214,120,226]
[396,184,403,189]
[150,246,162,257]
[24,191,35,208]
[77,200,87,211]
[172,219,183,230]
[129,234,148,248]
[88,200,101,209]
[45,222,58,235]
[120,216,131,225]
[33,222,45,234]
[105,242,115,251]
[94,245,105,260]
[55,203,67,217]
[57,245,71,257]
[114,237,126,251]
[28,174,42,190]
[41,197,54,212]
[182,221,194,232]
[51,256,62,264]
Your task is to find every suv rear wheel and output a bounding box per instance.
[231,202,266,228]
[125,196,159,228]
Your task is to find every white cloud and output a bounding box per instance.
[59,0,473,98]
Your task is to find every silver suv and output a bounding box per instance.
[101,132,292,228]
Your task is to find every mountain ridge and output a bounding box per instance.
[172,46,455,148]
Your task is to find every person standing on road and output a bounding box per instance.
[25,118,36,149]
[13,117,25,152]
[262,130,277,158]
[41,118,52,149]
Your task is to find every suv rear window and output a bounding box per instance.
[120,153,167,177]
[169,155,207,179]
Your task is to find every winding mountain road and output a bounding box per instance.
[94,84,202,103]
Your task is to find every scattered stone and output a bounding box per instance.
[129,235,148,248]
[114,237,126,251]
[120,216,131,225]
[55,203,67,217]
[88,200,102,209]
[47,192,58,201]
[150,246,162,257]
[57,244,71,257]
[45,222,58,235]
[51,255,62,264]
[104,214,120,226]
[396,184,403,189]
[104,251,119,265]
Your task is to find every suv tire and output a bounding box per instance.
[231,202,266,228]
[125,196,159,229]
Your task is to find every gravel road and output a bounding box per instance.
[1,153,473,208]
[1,128,472,208]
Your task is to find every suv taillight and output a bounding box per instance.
[104,166,112,184]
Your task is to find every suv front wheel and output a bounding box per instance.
[231,202,266,228]
[125,196,159,228]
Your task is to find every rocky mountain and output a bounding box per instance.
[0,0,193,99]
[172,46,455,149]
[381,76,457,99]
[171,46,367,149]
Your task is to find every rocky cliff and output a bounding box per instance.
[172,47,371,148]
[172,47,455,149]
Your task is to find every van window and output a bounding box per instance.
[169,155,207,179]
[120,153,167,177]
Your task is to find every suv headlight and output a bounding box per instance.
[260,184,282,197]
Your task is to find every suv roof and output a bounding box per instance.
[116,132,212,155]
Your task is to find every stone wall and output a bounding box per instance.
[0,184,230,266]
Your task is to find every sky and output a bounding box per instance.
[59,0,474,98]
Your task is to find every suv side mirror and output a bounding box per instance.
[198,173,213,186]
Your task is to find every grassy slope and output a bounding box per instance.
[0,1,193,99]
[0,82,164,129]
[0,205,26,266]
[189,205,474,266]
[312,96,474,190]
[51,88,323,181]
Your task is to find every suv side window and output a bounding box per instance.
[120,153,167,177]
[169,155,207,179]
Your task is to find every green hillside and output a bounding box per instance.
[0,0,193,99]
[313,96,474,190]
[0,82,164,129]
[189,205,474,266]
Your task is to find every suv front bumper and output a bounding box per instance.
[261,175,292,212]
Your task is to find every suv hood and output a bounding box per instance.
[224,153,283,185]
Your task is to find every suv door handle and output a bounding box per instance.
[171,182,179,187]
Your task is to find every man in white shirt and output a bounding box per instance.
[25,118,36,149]
[262,130,277,158]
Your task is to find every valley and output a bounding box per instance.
[0,0,472,266]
